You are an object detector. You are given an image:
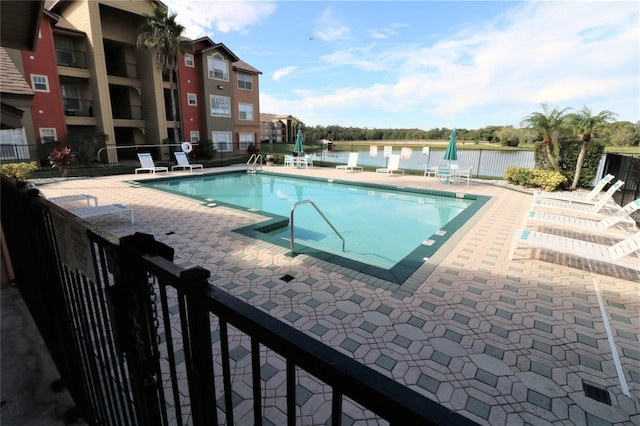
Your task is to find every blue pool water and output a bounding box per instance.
[139,172,489,283]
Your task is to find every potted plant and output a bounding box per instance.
[48,145,75,176]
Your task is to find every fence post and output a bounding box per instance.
[108,232,174,426]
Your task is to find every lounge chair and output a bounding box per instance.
[376,154,404,175]
[533,174,615,203]
[172,151,203,172]
[47,194,98,207]
[531,180,624,216]
[509,228,640,270]
[135,153,169,174]
[523,199,640,235]
[337,152,363,171]
[70,204,135,224]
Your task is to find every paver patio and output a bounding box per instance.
[36,165,640,425]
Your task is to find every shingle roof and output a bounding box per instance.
[0,48,33,96]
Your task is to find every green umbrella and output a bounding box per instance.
[443,129,457,161]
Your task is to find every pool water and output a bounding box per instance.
[139,172,489,284]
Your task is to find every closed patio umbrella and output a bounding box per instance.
[443,129,457,162]
[293,130,304,168]
[442,129,458,184]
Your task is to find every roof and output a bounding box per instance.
[0,48,34,97]
[233,59,262,75]
[0,1,44,51]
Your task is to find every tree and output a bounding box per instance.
[137,4,191,145]
[520,103,570,170]
[566,106,617,189]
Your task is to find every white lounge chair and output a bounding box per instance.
[533,174,615,203]
[47,194,98,207]
[337,152,363,171]
[172,151,203,172]
[531,180,624,216]
[304,154,314,168]
[70,204,135,224]
[376,154,404,175]
[284,155,293,167]
[135,153,169,174]
[523,199,640,235]
[509,229,640,270]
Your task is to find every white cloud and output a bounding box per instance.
[164,0,277,39]
[290,1,638,127]
[313,6,351,41]
[272,66,297,81]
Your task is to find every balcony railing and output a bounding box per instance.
[112,105,142,120]
[63,99,94,117]
[55,48,88,69]
[106,62,138,79]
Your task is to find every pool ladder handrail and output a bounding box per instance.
[290,200,345,253]
[247,154,262,173]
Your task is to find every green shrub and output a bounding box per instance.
[504,167,567,191]
[197,139,216,160]
[0,162,38,181]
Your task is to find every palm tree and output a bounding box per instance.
[567,106,617,189]
[520,103,570,170]
[137,4,191,146]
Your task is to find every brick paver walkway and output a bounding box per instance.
[37,166,640,425]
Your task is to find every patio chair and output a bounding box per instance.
[455,167,472,186]
[337,152,363,171]
[304,154,314,168]
[70,204,135,224]
[135,153,169,174]
[172,151,203,172]
[533,174,615,203]
[284,155,294,167]
[424,164,437,178]
[523,199,640,235]
[531,180,624,216]
[376,154,404,175]
[509,228,640,270]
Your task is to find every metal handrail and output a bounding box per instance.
[290,200,345,253]
[247,154,262,173]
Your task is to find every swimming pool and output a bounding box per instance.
[137,172,489,283]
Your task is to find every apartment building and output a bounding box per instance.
[2,0,261,164]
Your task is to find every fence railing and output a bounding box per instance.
[1,175,477,426]
[603,153,640,222]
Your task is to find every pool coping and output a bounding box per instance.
[130,170,490,285]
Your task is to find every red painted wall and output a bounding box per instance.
[21,15,67,145]
[178,50,202,144]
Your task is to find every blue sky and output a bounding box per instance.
[164,1,639,130]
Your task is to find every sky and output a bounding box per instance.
[163,0,639,130]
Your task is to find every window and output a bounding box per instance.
[210,95,230,116]
[31,74,49,92]
[184,53,194,67]
[238,103,253,121]
[237,73,253,90]
[39,128,57,142]
[61,85,80,111]
[187,93,197,106]
[212,132,232,152]
[239,133,254,150]
[207,53,228,80]
[54,37,74,66]
[189,131,200,142]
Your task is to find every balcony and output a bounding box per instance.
[112,104,142,120]
[63,99,93,117]
[55,48,87,69]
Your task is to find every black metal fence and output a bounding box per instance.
[1,175,477,426]
[603,153,640,223]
